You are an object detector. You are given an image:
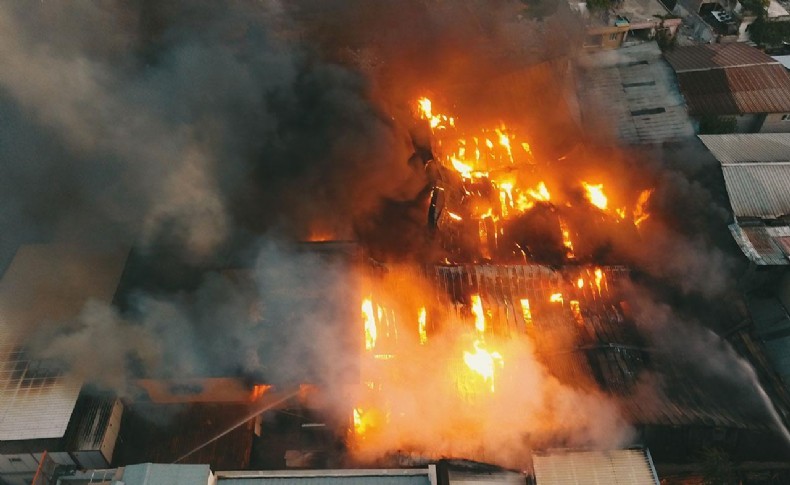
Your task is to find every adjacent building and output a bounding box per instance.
[577,41,696,144]
[664,43,790,133]
[699,134,790,399]
[571,0,681,50]
[0,244,128,485]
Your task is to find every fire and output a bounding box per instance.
[526,181,551,202]
[570,300,584,325]
[594,268,605,295]
[470,294,485,333]
[463,340,503,392]
[417,97,433,119]
[250,384,270,402]
[520,298,533,327]
[416,96,454,130]
[577,278,584,289]
[582,182,608,210]
[549,292,563,303]
[559,218,575,259]
[634,189,653,226]
[418,306,428,345]
[451,157,474,178]
[362,298,376,351]
[353,407,378,436]
[447,211,463,221]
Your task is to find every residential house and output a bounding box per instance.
[571,0,681,50]
[665,43,790,133]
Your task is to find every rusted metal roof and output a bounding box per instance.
[730,223,790,265]
[675,64,790,115]
[664,43,777,73]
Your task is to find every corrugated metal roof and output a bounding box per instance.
[699,134,790,218]
[729,223,790,265]
[533,449,658,485]
[221,478,430,485]
[699,133,790,163]
[675,64,790,115]
[217,469,431,485]
[721,163,790,218]
[430,264,774,429]
[578,42,695,144]
[664,43,777,72]
[122,463,212,485]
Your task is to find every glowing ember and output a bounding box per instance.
[577,278,584,289]
[549,293,563,303]
[447,211,463,221]
[362,298,377,351]
[470,294,485,333]
[418,306,428,345]
[463,340,503,392]
[582,182,608,210]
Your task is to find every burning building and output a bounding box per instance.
[1,2,790,483]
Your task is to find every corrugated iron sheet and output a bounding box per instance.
[122,463,212,485]
[220,476,430,485]
[428,264,774,429]
[722,163,790,218]
[699,133,790,164]
[699,134,790,218]
[676,64,790,115]
[730,223,790,265]
[578,42,695,145]
[664,43,776,73]
[533,449,658,485]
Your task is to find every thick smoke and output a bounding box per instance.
[0,1,415,261]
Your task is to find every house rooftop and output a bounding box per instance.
[664,43,778,72]
[616,0,676,27]
[533,448,659,485]
[578,42,695,144]
[699,134,790,219]
[699,134,790,266]
[665,44,790,115]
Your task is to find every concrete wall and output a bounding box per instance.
[734,114,762,132]
[759,112,790,133]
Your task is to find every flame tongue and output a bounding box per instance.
[463,340,503,392]
[362,298,376,351]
